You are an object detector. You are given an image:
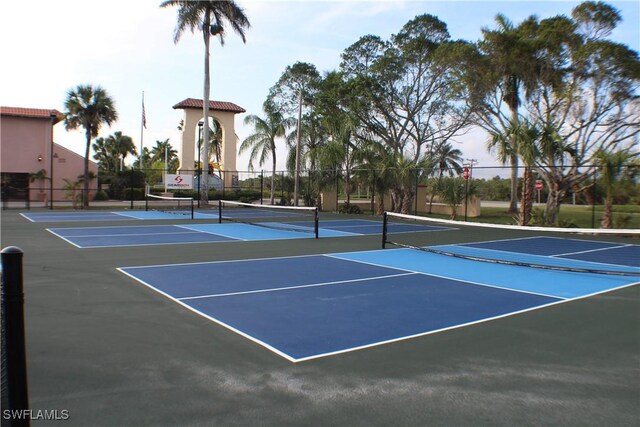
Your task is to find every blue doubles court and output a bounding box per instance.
[46,219,451,248]
[119,236,639,362]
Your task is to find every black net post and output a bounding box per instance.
[314,208,319,239]
[381,212,388,249]
[260,171,264,205]
[1,246,30,426]
[218,200,223,224]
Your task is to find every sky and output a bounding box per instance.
[1,0,638,179]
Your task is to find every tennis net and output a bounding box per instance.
[382,212,640,277]
[145,194,194,219]
[218,200,319,238]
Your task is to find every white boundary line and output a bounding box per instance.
[178,272,418,301]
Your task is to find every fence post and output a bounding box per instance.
[1,246,30,426]
[130,169,134,210]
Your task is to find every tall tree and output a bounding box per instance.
[161,0,250,203]
[524,2,639,224]
[478,14,541,213]
[64,84,118,207]
[239,104,294,204]
[267,62,321,205]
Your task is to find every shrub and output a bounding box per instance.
[93,190,109,201]
[338,203,362,214]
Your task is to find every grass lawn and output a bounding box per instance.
[476,204,640,228]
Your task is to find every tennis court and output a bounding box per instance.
[46,219,451,248]
[4,208,639,426]
[118,236,638,362]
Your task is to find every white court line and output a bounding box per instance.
[51,230,204,239]
[46,228,83,249]
[178,272,418,301]
[553,243,634,257]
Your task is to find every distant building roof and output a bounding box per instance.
[172,98,246,114]
[1,106,63,123]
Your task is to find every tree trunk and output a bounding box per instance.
[270,158,276,205]
[376,191,385,216]
[201,16,211,205]
[508,152,519,213]
[544,184,563,226]
[391,188,403,213]
[83,128,91,208]
[600,194,613,229]
[519,167,534,226]
[401,188,414,214]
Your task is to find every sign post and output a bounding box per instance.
[535,180,543,204]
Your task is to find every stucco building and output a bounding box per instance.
[0,106,97,206]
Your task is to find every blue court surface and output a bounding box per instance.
[47,219,450,248]
[118,237,639,362]
[21,210,214,222]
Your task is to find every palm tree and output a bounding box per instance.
[428,141,464,213]
[435,177,468,220]
[480,14,540,213]
[161,0,250,204]
[595,148,635,228]
[514,120,541,226]
[106,131,136,171]
[240,108,292,204]
[64,84,118,207]
[150,139,178,164]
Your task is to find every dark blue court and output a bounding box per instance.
[47,219,451,248]
[118,237,639,362]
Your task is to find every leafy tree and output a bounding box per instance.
[523,2,639,224]
[92,136,117,174]
[64,84,118,207]
[161,0,250,204]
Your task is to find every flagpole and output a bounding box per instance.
[140,91,146,169]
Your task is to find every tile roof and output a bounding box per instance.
[1,106,63,123]
[172,98,246,114]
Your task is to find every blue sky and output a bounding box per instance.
[1,0,638,177]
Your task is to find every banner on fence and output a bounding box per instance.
[165,174,193,190]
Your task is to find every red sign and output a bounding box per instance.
[463,167,470,181]
[535,180,543,191]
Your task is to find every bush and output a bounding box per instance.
[338,203,362,214]
[93,190,109,201]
